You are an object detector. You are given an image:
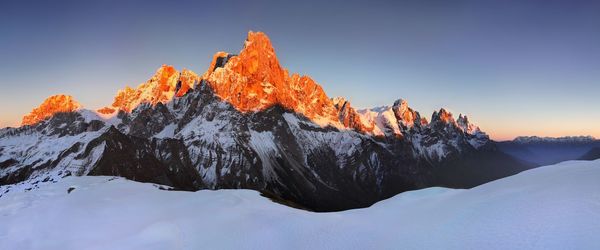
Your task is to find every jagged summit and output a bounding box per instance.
[18,31,485,142]
[98,65,199,114]
[332,97,366,131]
[177,68,199,97]
[431,108,455,124]
[203,31,339,126]
[430,109,486,137]
[457,114,480,134]
[392,99,425,129]
[21,95,82,126]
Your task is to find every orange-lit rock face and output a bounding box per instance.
[104,65,199,113]
[333,97,373,132]
[432,108,455,125]
[204,31,340,124]
[111,86,137,112]
[94,32,358,129]
[438,109,454,123]
[391,99,427,130]
[176,69,199,97]
[92,31,366,130]
[393,99,415,127]
[21,95,82,126]
[159,65,177,91]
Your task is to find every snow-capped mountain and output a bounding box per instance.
[0,31,528,211]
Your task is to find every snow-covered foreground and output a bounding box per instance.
[1,160,600,250]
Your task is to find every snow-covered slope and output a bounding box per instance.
[1,160,598,250]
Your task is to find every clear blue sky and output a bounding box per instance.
[1,0,598,140]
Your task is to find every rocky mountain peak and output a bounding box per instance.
[230,31,284,84]
[392,99,422,129]
[101,65,199,113]
[331,97,367,131]
[176,68,200,97]
[21,95,82,126]
[431,108,455,124]
[457,114,482,135]
[153,64,179,90]
[456,114,468,127]
[244,31,277,57]
[392,99,409,111]
[203,31,339,126]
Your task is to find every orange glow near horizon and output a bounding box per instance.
[479,119,599,141]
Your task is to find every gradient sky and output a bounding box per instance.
[1,0,598,140]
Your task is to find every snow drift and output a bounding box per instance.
[1,160,599,249]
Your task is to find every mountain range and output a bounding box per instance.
[0,31,530,211]
[498,136,600,166]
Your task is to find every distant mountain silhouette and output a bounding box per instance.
[498,136,600,166]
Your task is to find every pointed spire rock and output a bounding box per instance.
[391,98,424,129]
[456,113,483,135]
[332,97,366,131]
[203,31,341,126]
[22,95,82,126]
[393,99,409,112]
[457,114,468,126]
[393,99,412,124]
[431,108,454,124]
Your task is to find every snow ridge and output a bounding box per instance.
[1,160,599,249]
